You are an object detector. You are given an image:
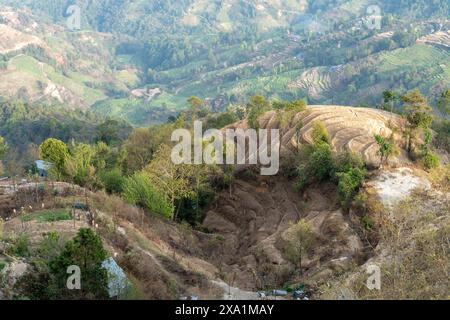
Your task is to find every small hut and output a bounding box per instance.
[34,160,53,178]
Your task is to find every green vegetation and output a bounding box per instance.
[402,89,434,154]
[401,90,442,169]
[296,121,335,190]
[100,169,126,195]
[438,90,450,116]
[39,138,69,173]
[420,152,440,170]
[0,0,447,126]
[246,95,271,129]
[296,121,367,208]
[311,121,331,146]
[335,152,367,208]
[298,142,335,189]
[21,209,72,223]
[9,234,30,257]
[374,134,398,166]
[16,229,109,300]
[123,173,174,219]
[0,100,132,172]
[0,0,449,302]
[434,120,450,153]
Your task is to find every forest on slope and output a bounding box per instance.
[0,0,448,126]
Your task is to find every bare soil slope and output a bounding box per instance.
[203,175,365,291]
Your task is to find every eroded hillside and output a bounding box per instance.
[1,106,448,300]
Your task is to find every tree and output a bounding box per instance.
[48,228,109,300]
[401,90,433,155]
[309,142,334,181]
[92,142,113,172]
[374,134,397,166]
[337,167,366,208]
[0,136,8,160]
[285,219,314,275]
[311,121,331,146]
[392,31,415,48]
[418,130,440,170]
[438,89,450,116]
[246,95,270,129]
[297,142,335,190]
[144,144,194,220]
[39,138,69,178]
[100,169,125,194]
[123,173,174,219]
[188,96,203,124]
[382,90,399,112]
[185,163,216,223]
[0,136,8,176]
[275,100,307,132]
[96,119,119,145]
[119,128,155,175]
[64,142,97,188]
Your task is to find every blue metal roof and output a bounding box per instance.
[102,258,130,298]
[35,160,53,171]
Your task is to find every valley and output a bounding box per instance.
[0,0,448,303]
[0,1,448,126]
[1,105,448,300]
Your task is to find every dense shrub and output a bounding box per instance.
[311,121,331,146]
[204,112,238,130]
[296,123,366,208]
[420,152,440,170]
[123,173,174,219]
[434,120,450,152]
[100,169,125,194]
[335,152,367,207]
[337,167,366,208]
[8,235,30,257]
[335,151,365,173]
[309,143,335,180]
[297,142,334,190]
[14,229,110,300]
[246,96,270,129]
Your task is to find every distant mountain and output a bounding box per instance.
[0,0,449,125]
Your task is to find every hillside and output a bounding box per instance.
[0,1,448,126]
[0,6,136,109]
[1,106,448,300]
[227,105,409,168]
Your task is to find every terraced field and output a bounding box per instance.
[377,44,450,73]
[417,30,450,49]
[289,67,336,100]
[227,105,409,168]
[292,106,406,168]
